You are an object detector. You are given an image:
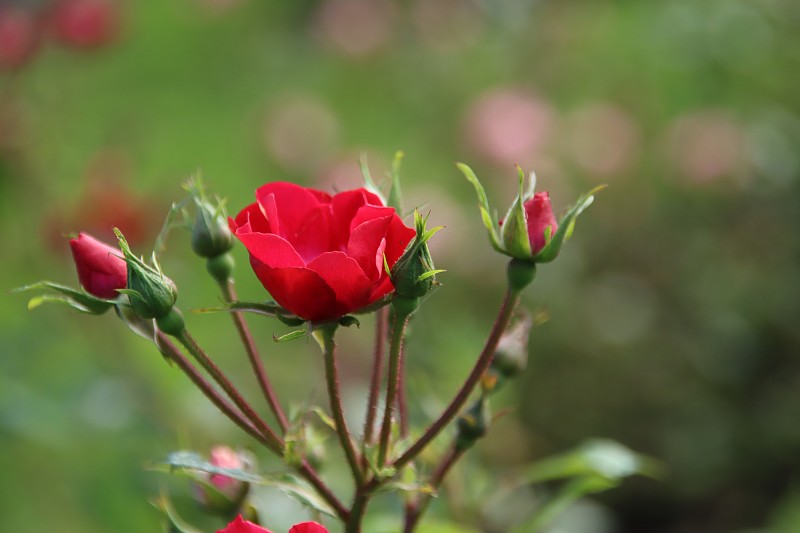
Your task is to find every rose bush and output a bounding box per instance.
[229,182,415,322]
[217,515,328,533]
[69,232,127,298]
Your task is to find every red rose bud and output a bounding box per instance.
[50,0,120,49]
[524,192,558,255]
[390,210,443,304]
[460,162,603,265]
[229,182,415,322]
[113,229,178,320]
[69,232,127,299]
[195,446,252,515]
[0,7,40,70]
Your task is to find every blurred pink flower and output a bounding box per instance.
[312,0,395,58]
[464,88,557,168]
[209,445,244,493]
[264,95,341,173]
[564,103,641,179]
[317,151,389,192]
[49,0,121,49]
[665,110,746,184]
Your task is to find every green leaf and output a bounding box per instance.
[149,450,265,484]
[265,474,337,517]
[13,281,115,314]
[194,300,286,317]
[533,185,606,263]
[457,163,504,253]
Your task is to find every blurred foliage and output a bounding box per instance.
[2,0,800,532]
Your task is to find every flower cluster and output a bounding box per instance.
[19,159,606,533]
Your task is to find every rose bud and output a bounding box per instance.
[455,396,490,451]
[49,0,120,49]
[229,182,415,322]
[69,232,127,299]
[113,228,178,324]
[0,7,41,71]
[195,446,253,515]
[459,163,603,267]
[390,210,444,312]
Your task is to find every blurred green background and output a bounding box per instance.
[2,0,800,532]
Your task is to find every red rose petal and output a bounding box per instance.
[216,515,272,533]
[235,232,304,269]
[288,522,329,533]
[330,188,383,249]
[254,264,342,322]
[306,251,372,309]
[347,214,393,280]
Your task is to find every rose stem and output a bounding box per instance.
[219,279,289,432]
[320,324,364,487]
[362,305,388,451]
[398,345,409,438]
[403,442,465,533]
[391,286,521,471]
[158,330,348,520]
[377,308,412,467]
[173,328,284,455]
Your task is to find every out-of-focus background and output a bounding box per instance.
[2,0,800,532]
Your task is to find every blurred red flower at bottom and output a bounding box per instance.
[49,0,120,48]
[217,516,328,533]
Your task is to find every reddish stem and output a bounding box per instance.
[362,305,388,448]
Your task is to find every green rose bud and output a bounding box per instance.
[456,396,491,451]
[114,229,178,320]
[186,177,233,259]
[390,210,444,300]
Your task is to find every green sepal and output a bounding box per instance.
[359,153,387,205]
[457,163,504,254]
[13,281,116,314]
[532,185,606,263]
[338,315,360,328]
[500,166,534,259]
[194,299,290,319]
[273,329,307,343]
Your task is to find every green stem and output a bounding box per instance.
[377,309,411,467]
[320,324,364,486]
[403,442,465,533]
[174,328,284,455]
[158,330,348,521]
[392,286,521,471]
[220,279,289,432]
[347,490,369,533]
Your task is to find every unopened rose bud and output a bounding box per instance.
[114,229,177,319]
[194,446,253,516]
[456,396,490,451]
[189,190,234,260]
[69,232,127,299]
[459,163,602,266]
[491,312,533,380]
[390,210,443,303]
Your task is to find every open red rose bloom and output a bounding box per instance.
[230,183,415,322]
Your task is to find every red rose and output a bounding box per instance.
[523,191,557,255]
[230,182,415,322]
[217,516,329,533]
[69,232,127,299]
